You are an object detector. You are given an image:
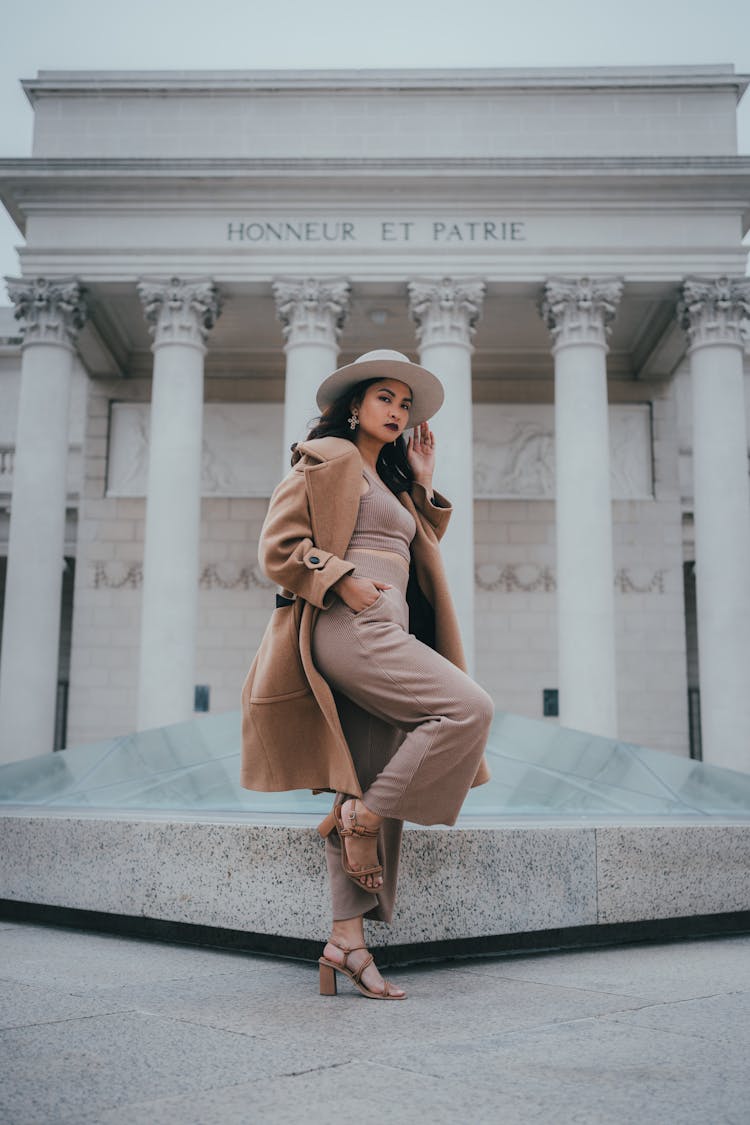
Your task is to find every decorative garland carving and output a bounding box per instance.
[613,568,666,595]
[199,564,273,591]
[92,561,273,591]
[92,561,664,596]
[93,562,143,589]
[475,563,556,593]
[475,564,667,594]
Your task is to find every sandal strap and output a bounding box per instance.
[349,953,374,984]
[351,863,383,878]
[326,941,366,956]
[349,822,380,838]
[340,800,381,838]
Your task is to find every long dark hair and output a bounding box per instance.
[294,377,413,496]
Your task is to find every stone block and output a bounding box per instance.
[0,814,599,949]
[596,825,750,924]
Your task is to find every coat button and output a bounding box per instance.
[309,555,320,564]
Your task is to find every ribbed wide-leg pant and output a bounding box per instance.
[311,552,494,923]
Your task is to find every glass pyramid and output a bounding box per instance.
[1,709,750,819]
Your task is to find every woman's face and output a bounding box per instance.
[354,379,413,444]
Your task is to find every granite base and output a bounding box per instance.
[1,810,749,957]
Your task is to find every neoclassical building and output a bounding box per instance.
[0,66,748,771]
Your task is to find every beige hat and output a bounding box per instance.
[316,349,444,426]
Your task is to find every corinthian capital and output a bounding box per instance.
[6,276,87,348]
[272,277,351,348]
[539,276,623,350]
[137,277,222,350]
[407,277,485,349]
[677,276,750,351]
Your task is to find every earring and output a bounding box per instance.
[348,410,359,431]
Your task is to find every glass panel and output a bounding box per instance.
[1,709,749,819]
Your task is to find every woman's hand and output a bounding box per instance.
[407,422,436,489]
[333,575,392,613]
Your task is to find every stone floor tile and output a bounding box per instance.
[2,924,750,1125]
[0,979,132,1030]
[370,1014,747,1124]
[89,957,648,1047]
[458,935,750,1002]
[0,924,265,991]
[69,1060,519,1125]
[601,988,750,1047]
[0,1008,337,1125]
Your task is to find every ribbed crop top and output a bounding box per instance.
[347,466,417,564]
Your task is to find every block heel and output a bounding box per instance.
[319,959,338,995]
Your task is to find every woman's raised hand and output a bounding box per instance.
[406,421,436,485]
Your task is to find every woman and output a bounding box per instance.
[241,349,493,1000]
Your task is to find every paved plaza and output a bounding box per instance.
[0,921,748,1124]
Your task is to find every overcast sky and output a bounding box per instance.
[1,0,750,292]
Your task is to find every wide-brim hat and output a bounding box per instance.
[316,349,444,426]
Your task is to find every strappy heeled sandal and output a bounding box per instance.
[319,942,405,1000]
[318,800,383,894]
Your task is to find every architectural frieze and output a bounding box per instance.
[92,561,273,591]
[677,276,750,350]
[475,563,666,594]
[91,559,666,595]
[104,401,654,501]
[272,277,350,348]
[6,276,87,348]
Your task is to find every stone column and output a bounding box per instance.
[273,277,351,470]
[0,277,87,761]
[135,277,222,731]
[678,277,750,771]
[408,277,486,671]
[540,276,623,738]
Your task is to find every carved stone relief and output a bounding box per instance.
[107,403,284,497]
[472,404,652,499]
[107,401,652,500]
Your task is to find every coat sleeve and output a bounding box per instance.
[259,467,356,609]
[411,482,452,542]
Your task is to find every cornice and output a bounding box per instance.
[2,157,749,222]
[21,66,749,102]
[2,156,750,184]
[2,158,749,241]
[3,159,749,238]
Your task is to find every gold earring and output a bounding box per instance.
[348,410,359,431]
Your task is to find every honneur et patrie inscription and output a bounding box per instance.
[226,219,526,244]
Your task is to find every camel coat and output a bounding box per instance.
[240,435,491,797]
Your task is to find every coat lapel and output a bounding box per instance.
[301,443,362,557]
